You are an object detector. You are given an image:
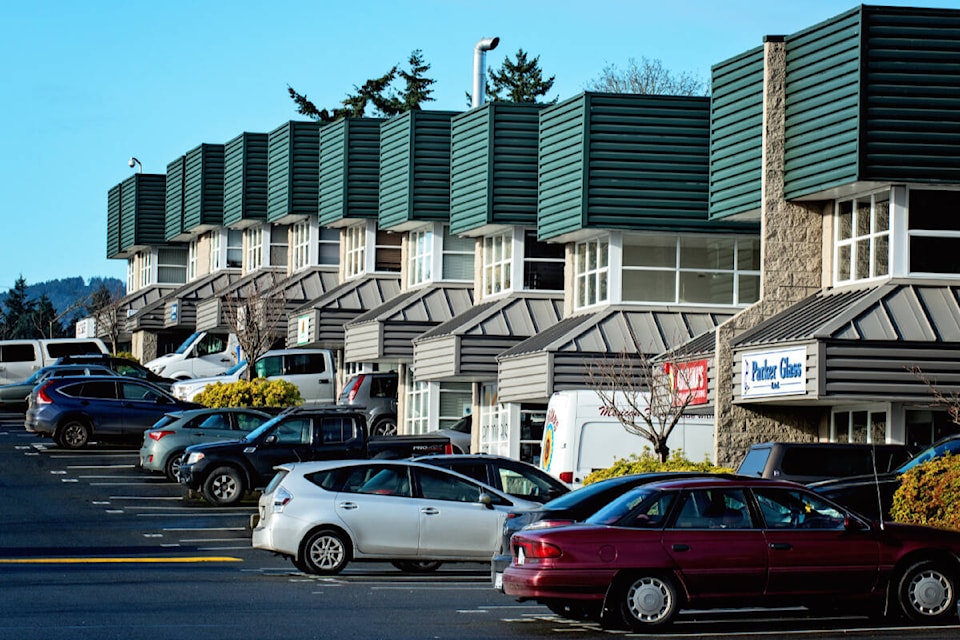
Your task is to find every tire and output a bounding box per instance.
[300,529,350,575]
[546,601,601,621]
[370,417,398,437]
[164,450,186,483]
[201,466,245,506]
[897,560,956,623]
[618,573,680,630]
[391,560,442,573]
[57,420,90,449]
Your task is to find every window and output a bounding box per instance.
[905,409,960,448]
[405,374,430,434]
[621,235,760,306]
[226,229,242,268]
[835,191,891,284]
[574,238,609,309]
[442,226,474,281]
[523,230,564,291]
[318,226,340,266]
[245,226,264,272]
[375,229,402,272]
[673,489,752,529]
[270,224,289,267]
[274,418,312,445]
[127,259,135,292]
[213,228,243,271]
[292,220,311,271]
[479,384,508,456]
[344,223,366,279]
[438,382,471,429]
[188,239,198,281]
[157,247,187,284]
[753,488,846,530]
[417,467,482,502]
[121,381,162,402]
[408,227,433,286]
[831,408,887,444]
[139,252,152,288]
[320,417,353,444]
[404,372,470,433]
[908,189,960,275]
[482,232,512,297]
[343,465,411,497]
[519,404,547,465]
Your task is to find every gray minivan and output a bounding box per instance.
[736,441,917,484]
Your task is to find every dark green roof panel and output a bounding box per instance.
[540,93,750,241]
[106,183,121,259]
[120,174,167,255]
[183,143,225,233]
[783,7,862,200]
[450,103,544,235]
[379,111,458,231]
[861,6,960,183]
[318,118,383,226]
[164,155,185,241]
[267,120,321,223]
[709,45,764,220]
[223,132,269,228]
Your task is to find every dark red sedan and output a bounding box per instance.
[502,476,960,631]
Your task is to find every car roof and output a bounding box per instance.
[623,474,798,492]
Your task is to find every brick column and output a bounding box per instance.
[714,36,826,467]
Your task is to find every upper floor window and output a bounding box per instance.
[443,227,474,281]
[482,232,512,297]
[212,228,242,271]
[835,191,890,285]
[157,246,188,284]
[908,189,960,276]
[408,227,433,286]
[292,220,311,272]
[269,224,289,267]
[523,230,564,292]
[375,229,402,272]
[408,224,473,288]
[344,223,367,279]
[139,252,152,288]
[188,239,198,281]
[574,238,609,309]
[127,259,135,292]
[245,225,264,272]
[318,226,340,266]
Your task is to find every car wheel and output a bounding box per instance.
[391,560,442,573]
[370,417,398,437]
[201,466,245,505]
[301,529,350,575]
[57,420,90,449]
[897,560,956,623]
[546,600,601,621]
[618,573,679,630]
[164,451,186,483]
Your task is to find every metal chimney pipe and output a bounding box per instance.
[472,36,500,108]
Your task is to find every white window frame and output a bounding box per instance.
[210,230,222,272]
[127,259,135,293]
[404,371,432,434]
[478,383,509,457]
[834,189,892,286]
[318,225,340,267]
[407,226,435,287]
[344,222,370,279]
[188,238,198,281]
[291,219,316,272]
[905,186,960,278]
[482,231,513,298]
[269,224,289,267]
[156,246,188,284]
[573,236,610,310]
[139,251,153,288]
[830,405,890,444]
[245,225,264,273]
[521,228,565,293]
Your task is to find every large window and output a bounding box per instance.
[442,227,473,281]
[523,230,564,291]
[908,189,960,275]
[404,371,471,433]
[245,225,264,272]
[574,238,609,309]
[408,228,433,286]
[479,384,508,457]
[269,224,289,267]
[408,225,473,287]
[482,233,512,297]
[212,228,242,271]
[139,251,152,288]
[835,191,891,285]
[188,239,198,281]
[831,408,887,444]
[292,220,311,271]
[375,229,402,272]
[157,247,187,284]
[405,374,430,434]
[318,226,340,266]
[344,223,366,279]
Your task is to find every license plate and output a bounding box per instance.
[494,572,503,590]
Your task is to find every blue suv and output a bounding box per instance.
[25,375,202,449]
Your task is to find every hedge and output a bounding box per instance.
[194,378,302,409]
[582,449,733,485]
[891,454,960,530]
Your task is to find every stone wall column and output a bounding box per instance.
[714,36,826,467]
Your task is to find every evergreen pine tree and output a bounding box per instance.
[486,48,556,104]
[1,276,36,339]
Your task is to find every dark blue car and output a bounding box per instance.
[25,375,202,449]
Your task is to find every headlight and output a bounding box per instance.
[185,452,205,465]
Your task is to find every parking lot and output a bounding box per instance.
[1,412,957,640]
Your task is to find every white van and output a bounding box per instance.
[539,389,715,486]
[0,338,109,385]
[145,332,239,380]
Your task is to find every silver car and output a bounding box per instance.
[252,459,540,575]
[139,407,272,481]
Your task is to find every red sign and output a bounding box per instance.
[666,359,709,407]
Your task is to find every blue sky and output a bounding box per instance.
[3,0,958,288]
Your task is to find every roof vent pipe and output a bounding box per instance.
[472,36,500,108]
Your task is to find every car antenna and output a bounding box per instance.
[871,440,884,531]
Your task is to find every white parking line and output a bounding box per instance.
[107,496,183,501]
[70,465,139,470]
[162,527,247,532]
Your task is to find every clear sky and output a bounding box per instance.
[3,0,958,288]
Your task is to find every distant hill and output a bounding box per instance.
[1,276,125,322]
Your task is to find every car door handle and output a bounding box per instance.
[421,507,440,516]
[769,542,792,550]
[338,502,358,510]
[672,544,690,552]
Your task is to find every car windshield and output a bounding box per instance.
[174,332,202,355]
[540,476,639,509]
[243,415,285,441]
[897,438,960,473]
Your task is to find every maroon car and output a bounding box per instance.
[502,476,960,630]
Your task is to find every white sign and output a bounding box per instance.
[297,315,310,345]
[740,346,806,399]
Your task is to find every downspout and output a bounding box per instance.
[472,37,500,108]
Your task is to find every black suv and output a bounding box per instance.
[735,441,916,485]
[55,354,175,389]
[412,454,569,504]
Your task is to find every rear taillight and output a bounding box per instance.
[272,486,293,513]
[148,430,176,442]
[559,471,573,484]
[512,536,562,560]
[36,382,54,405]
[345,375,365,403]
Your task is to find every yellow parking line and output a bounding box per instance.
[0,556,242,564]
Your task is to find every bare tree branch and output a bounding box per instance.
[220,277,287,380]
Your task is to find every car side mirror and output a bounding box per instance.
[264,434,279,446]
[478,493,494,510]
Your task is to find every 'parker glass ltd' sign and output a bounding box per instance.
[740,347,806,399]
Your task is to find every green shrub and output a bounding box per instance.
[583,449,733,485]
[195,378,302,409]
[891,454,960,530]
[113,351,138,362]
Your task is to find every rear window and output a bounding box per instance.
[0,343,37,363]
[369,375,397,399]
[46,342,104,358]
[61,380,116,399]
[736,447,771,478]
[285,353,327,375]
